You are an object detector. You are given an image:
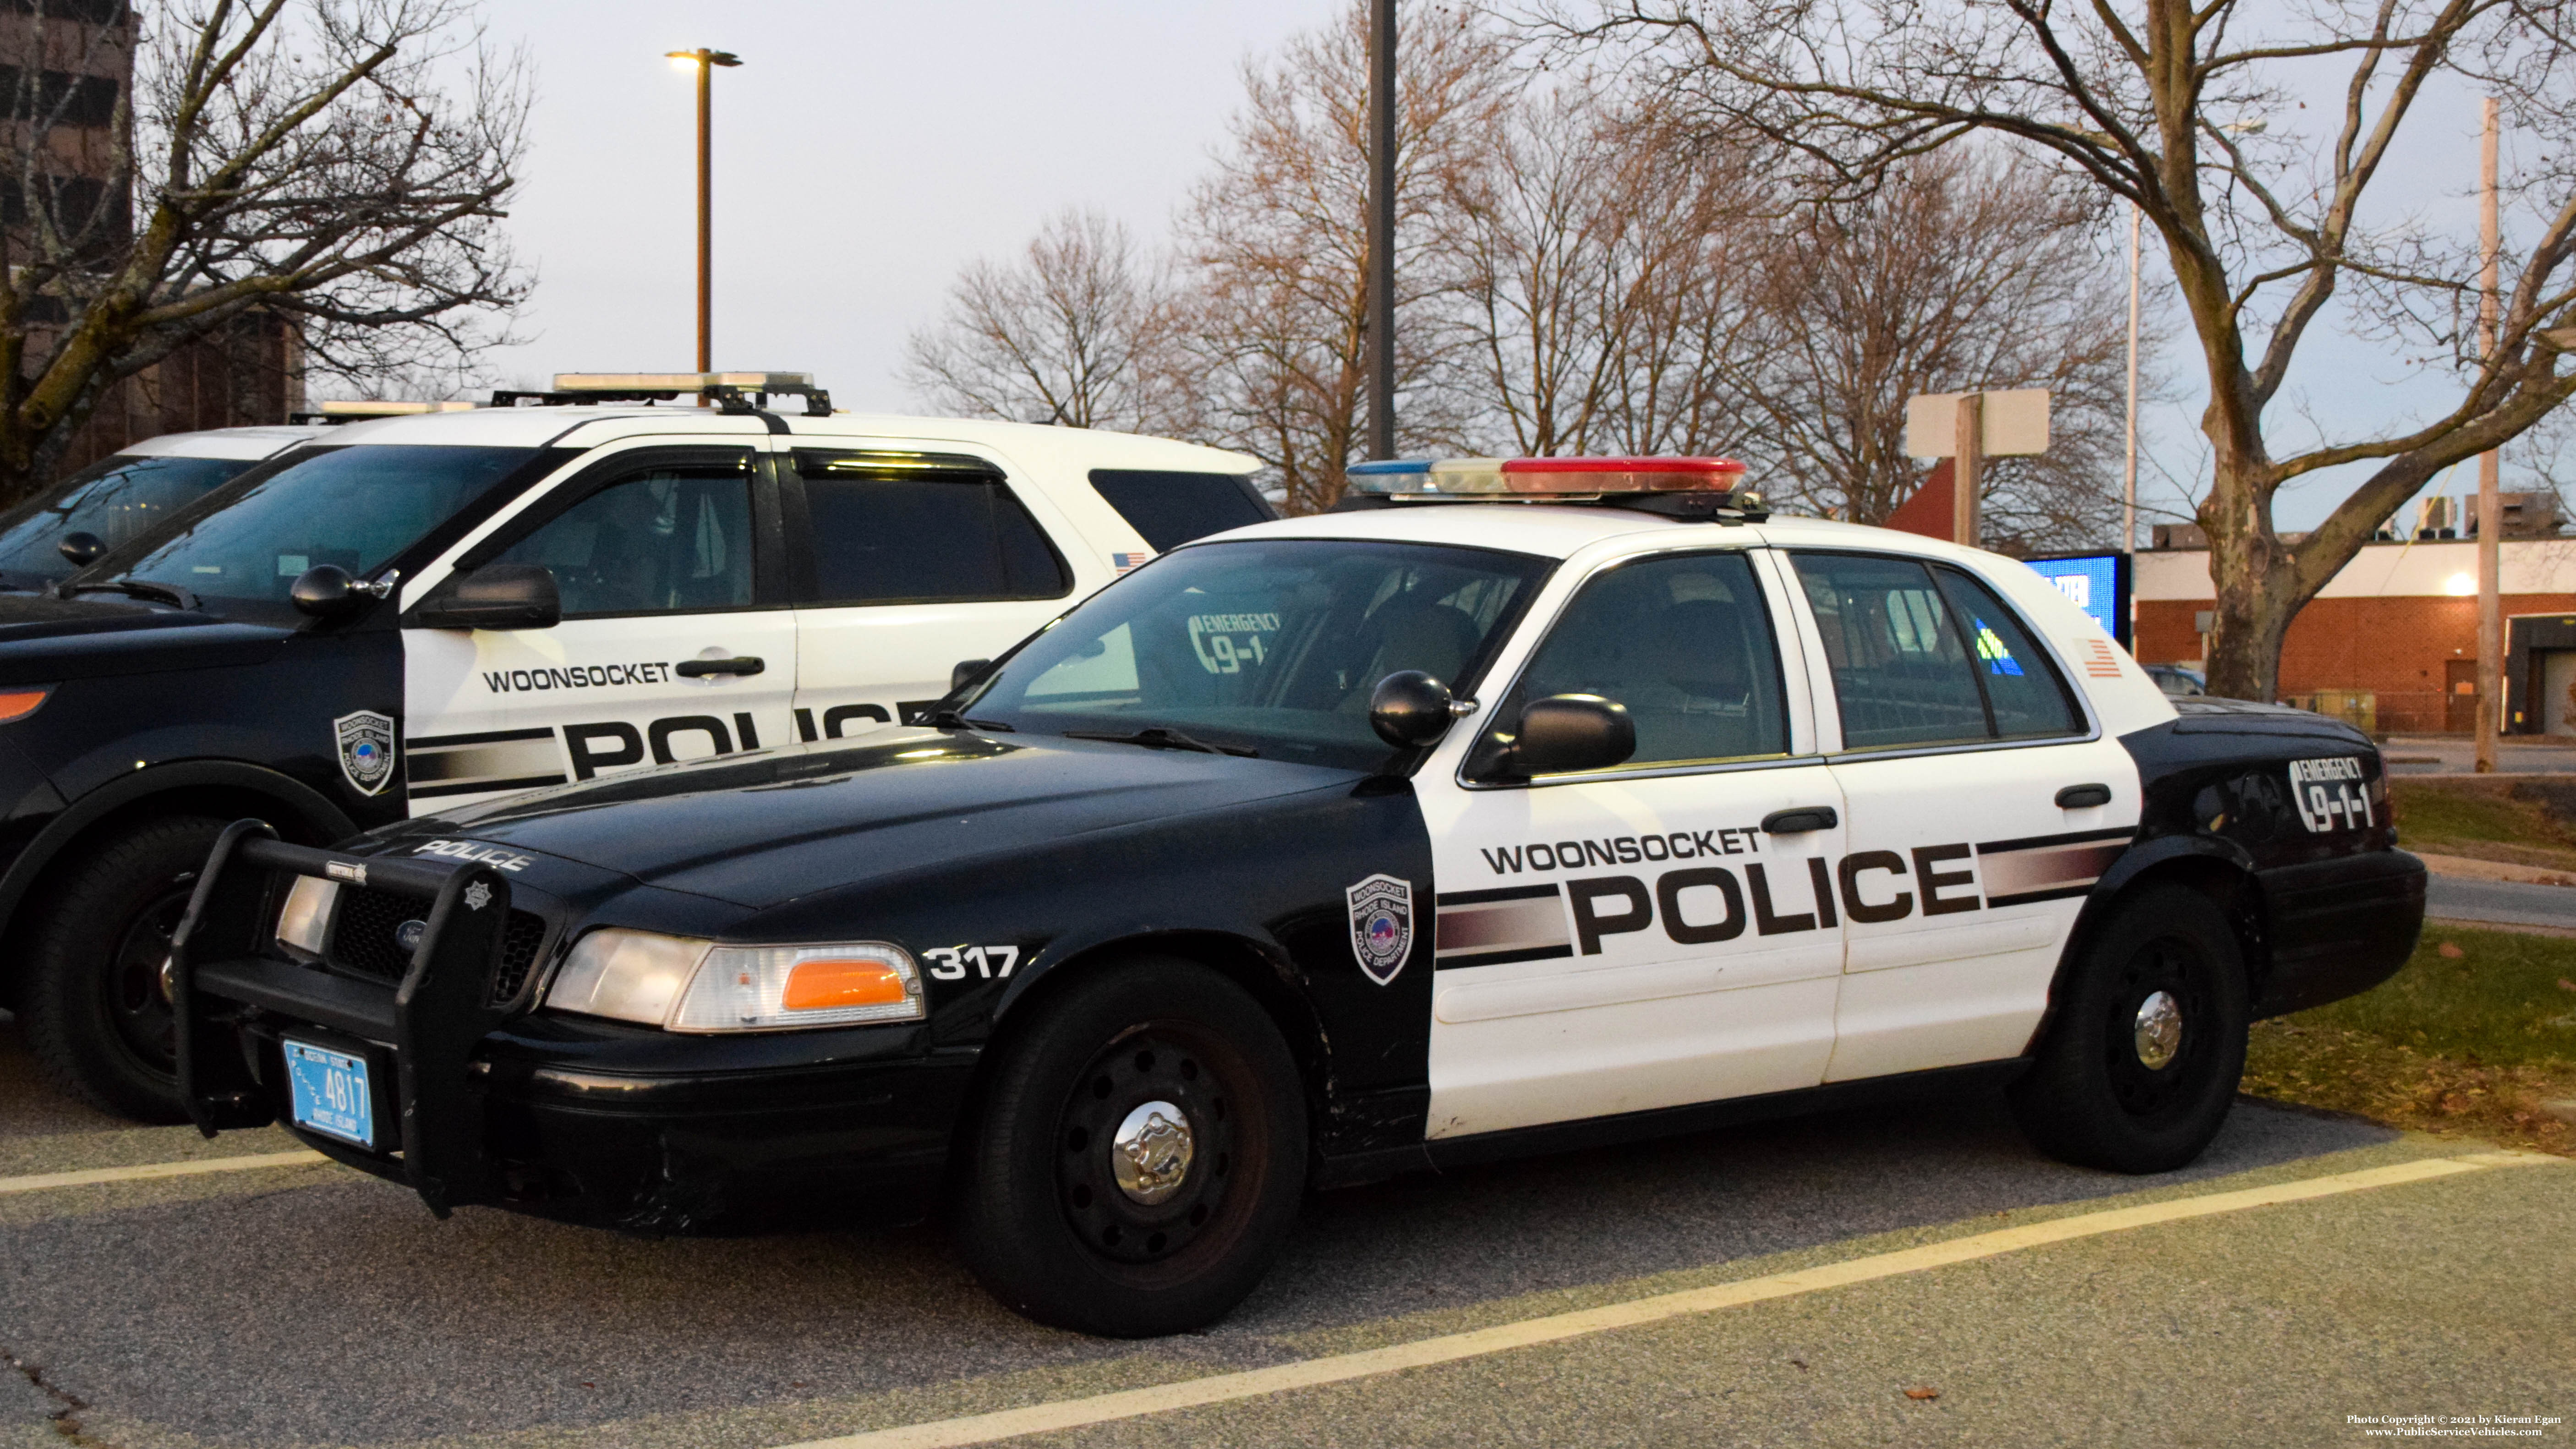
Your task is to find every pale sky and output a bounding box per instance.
[463,1,2550,541]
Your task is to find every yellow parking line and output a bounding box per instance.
[782,1150,2567,1449]
[0,1148,326,1196]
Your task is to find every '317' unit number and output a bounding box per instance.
[924,945,1021,980]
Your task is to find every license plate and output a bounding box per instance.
[283,1039,376,1150]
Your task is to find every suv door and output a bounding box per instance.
[782,448,1079,735]
[1785,550,2141,1083]
[401,443,797,810]
[1416,545,1849,1139]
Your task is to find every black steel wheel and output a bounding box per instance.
[958,958,1306,1336]
[18,815,227,1122]
[2009,884,2248,1174]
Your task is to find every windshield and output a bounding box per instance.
[100,445,537,609]
[0,452,254,584]
[964,537,1550,771]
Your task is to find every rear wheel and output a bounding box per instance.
[2009,884,2248,1174]
[18,816,227,1123]
[957,959,1307,1336]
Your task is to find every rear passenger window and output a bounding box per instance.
[1792,552,2079,749]
[1503,552,1789,769]
[1088,469,1274,551]
[798,458,1069,605]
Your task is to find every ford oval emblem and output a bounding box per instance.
[396,919,427,954]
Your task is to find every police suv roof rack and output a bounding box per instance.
[1343,457,1768,524]
[489,372,835,419]
[290,400,478,425]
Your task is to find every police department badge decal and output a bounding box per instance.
[333,711,397,797]
[1345,873,1413,986]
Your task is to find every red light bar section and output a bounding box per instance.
[1495,456,1747,493]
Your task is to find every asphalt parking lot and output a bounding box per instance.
[3,1013,2568,1449]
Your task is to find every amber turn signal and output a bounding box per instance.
[782,957,910,1012]
[0,688,49,724]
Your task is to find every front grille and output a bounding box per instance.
[327,885,552,1003]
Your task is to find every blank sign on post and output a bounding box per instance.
[1905,389,2051,457]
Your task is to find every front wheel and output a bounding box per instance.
[2009,884,2248,1174]
[957,959,1307,1336]
[18,815,229,1123]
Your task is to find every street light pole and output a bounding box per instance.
[2475,95,2502,772]
[2124,204,2141,555]
[666,48,742,378]
[1365,0,1396,461]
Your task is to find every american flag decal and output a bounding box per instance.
[2081,637,2123,679]
[1112,552,1150,574]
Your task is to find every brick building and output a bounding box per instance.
[4,0,300,478]
[2134,535,2576,734]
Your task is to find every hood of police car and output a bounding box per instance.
[0,591,289,684]
[382,728,1362,909]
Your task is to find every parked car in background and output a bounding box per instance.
[2147,664,2207,697]
[0,425,324,594]
[0,372,1269,1122]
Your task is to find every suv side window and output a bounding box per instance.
[1087,469,1274,551]
[798,459,1069,605]
[1791,551,2078,749]
[488,464,754,617]
[1485,551,1789,772]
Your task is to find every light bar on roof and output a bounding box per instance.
[1349,455,1750,496]
[317,399,475,416]
[552,372,816,394]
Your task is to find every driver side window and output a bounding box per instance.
[1483,552,1791,773]
[489,464,754,618]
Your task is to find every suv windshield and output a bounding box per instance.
[0,452,257,589]
[964,537,1549,771]
[91,445,538,613]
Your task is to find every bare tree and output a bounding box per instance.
[0,0,531,502]
[1544,0,2576,700]
[1740,147,2133,552]
[1444,78,1768,458]
[903,208,1191,433]
[1174,0,1509,514]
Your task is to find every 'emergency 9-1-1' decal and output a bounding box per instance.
[1434,826,2133,968]
[2288,757,2374,834]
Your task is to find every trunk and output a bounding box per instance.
[2197,450,2298,703]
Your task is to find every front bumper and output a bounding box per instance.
[171,824,972,1228]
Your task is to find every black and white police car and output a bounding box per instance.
[167,455,2424,1336]
[0,372,1267,1121]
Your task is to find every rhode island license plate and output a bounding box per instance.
[283,1039,376,1150]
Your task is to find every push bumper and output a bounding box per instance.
[170,821,973,1228]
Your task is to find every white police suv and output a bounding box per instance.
[169,455,2422,1336]
[0,373,1266,1121]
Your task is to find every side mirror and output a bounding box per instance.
[1510,694,1635,775]
[56,531,105,568]
[1369,670,1455,747]
[413,563,561,630]
[290,564,371,619]
[952,657,994,693]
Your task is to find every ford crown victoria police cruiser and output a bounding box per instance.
[0,374,1266,1121]
[166,457,2424,1336]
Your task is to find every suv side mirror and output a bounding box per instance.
[1369,670,1455,747]
[56,531,105,568]
[1508,694,1635,775]
[413,563,561,630]
[952,657,994,693]
[290,564,372,619]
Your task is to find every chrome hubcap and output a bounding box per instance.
[1110,1099,1193,1204]
[2133,990,2183,1070]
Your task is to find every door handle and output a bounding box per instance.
[1761,805,1838,834]
[675,656,766,678]
[2055,783,2112,809]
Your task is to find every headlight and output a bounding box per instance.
[275,877,338,957]
[667,942,923,1032]
[544,929,712,1026]
[544,930,923,1032]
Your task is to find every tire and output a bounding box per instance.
[18,815,228,1123]
[2009,884,2249,1174]
[957,958,1308,1337]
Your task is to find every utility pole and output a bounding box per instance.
[666,48,742,377]
[2124,205,2141,555]
[2476,96,2502,773]
[1953,394,1984,547]
[1365,0,1396,461]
